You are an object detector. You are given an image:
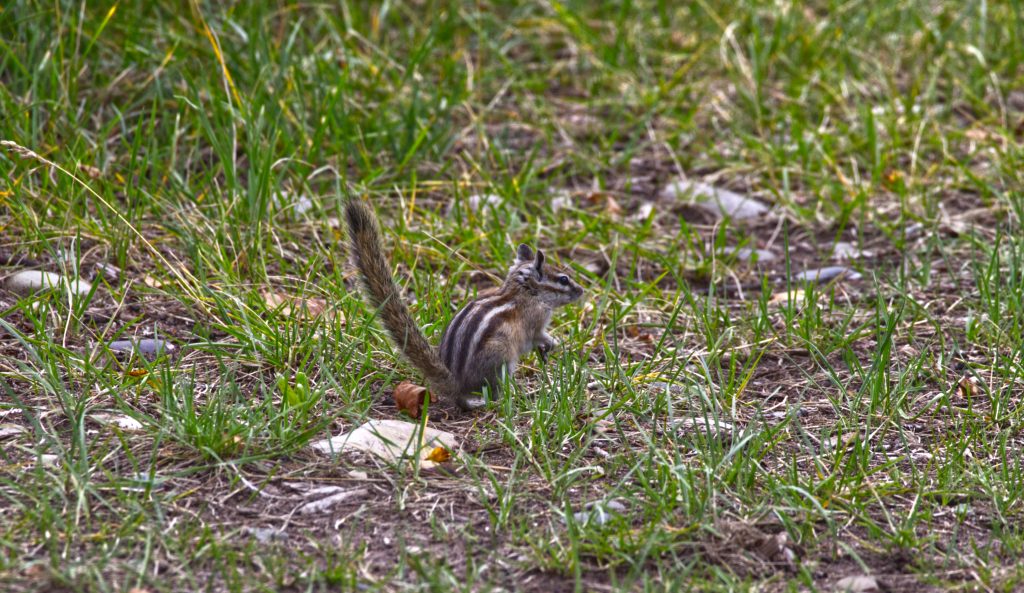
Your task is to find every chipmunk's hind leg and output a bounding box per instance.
[456,343,515,410]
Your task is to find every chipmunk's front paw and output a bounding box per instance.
[536,334,557,364]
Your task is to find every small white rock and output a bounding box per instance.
[37,454,60,468]
[571,500,627,526]
[674,417,735,441]
[791,266,862,284]
[106,339,176,360]
[93,263,122,282]
[274,191,315,215]
[5,271,92,296]
[246,526,287,543]
[0,424,27,439]
[632,202,656,221]
[835,575,880,593]
[310,419,458,468]
[92,413,144,431]
[661,178,769,220]
[549,190,573,212]
[124,472,167,491]
[723,246,777,263]
[297,488,368,515]
[462,193,504,213]
[831,242,875,261]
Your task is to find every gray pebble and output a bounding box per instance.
[246,527,288,543]
[723,246,777,263]
[791,266,861,284]
[571,500,627,526]
[106,338,176,360]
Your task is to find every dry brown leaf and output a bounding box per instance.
[127,368,148,378]
[956,375,977,399]
[78,163,103,180]
[769,288,806,306]
[883,169,903,187]
[142,274,170,289]
[605,196,623,217]
[827,431,863,450]
[393,381,430,417]
[425,446,451,463]
[262,290,334,321]
[262,290,289,309]
[582,192,622,217]
[575,410,616,434]
[965,128,994,142]
[303,297,328,317]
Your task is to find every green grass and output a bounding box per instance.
[2,0,1024,591]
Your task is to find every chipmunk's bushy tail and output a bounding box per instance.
[344,200,454,392]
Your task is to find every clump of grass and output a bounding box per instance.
[2,1,1024,591]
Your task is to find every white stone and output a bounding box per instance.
[661,178,769,219]
[5,270,92,296]
[571,500,627,526]
[92,413,144,431]
[549,190,573,212]
[462,193,503,213]
[674,417,735,441]
[310,419,458,468]
[791,266,861,284]
[723,246,777,263]
[0,424,26,439]
[835,575,880,593]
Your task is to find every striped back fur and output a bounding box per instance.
[438,290,515,380]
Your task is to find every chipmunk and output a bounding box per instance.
[345,200,584,410]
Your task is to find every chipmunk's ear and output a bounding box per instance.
[534,249,545,277]
[516,244,534,264]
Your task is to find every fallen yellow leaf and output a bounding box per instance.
[425,446,451,463]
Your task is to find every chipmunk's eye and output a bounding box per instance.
[557,275,570,286]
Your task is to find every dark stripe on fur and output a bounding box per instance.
[439,303,475,370]
[440,293,513,376]
[466,307,515,364]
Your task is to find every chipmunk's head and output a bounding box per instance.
[507,243,584,306]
